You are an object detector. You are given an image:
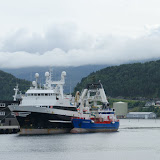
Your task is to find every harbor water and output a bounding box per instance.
[0,119,160,160]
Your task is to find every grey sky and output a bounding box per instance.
[0,0,160,68]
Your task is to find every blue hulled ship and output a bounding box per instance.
[71,83,119,133]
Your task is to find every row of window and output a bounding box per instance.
[0,103,18,108]
[27,93,56,96]
[11,103,18,106]
[38,106,51,108]
[0,103,5,107]
[99,112,114,114]
[0,112,5,116]
[37,106,77,111]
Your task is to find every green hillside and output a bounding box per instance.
[0,70,30,100]
[74,60,160,99]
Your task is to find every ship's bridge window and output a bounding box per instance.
[45,94,48,96]
[38,94,40,96]
[41,93,44,96]
[31,94,33,96]
[34,94,37,96]
[28,94,31,96]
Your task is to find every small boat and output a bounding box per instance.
[71,83,119,133]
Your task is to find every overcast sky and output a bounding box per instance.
[0,0,160,68]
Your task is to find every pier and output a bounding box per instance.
[0,126,20,134]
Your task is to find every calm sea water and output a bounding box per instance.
[0,119,160,160]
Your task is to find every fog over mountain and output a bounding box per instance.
[2,65,108,93]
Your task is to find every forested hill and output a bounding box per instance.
[74,60,160,99]
[0,70,30,100]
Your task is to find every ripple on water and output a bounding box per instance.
[0,119,160,160]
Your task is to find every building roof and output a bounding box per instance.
[113,101,127,104]
[128,112,154,115]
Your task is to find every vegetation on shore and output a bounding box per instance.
[74,60,160,116]
[74,60,160,99]
[0,70,30,100]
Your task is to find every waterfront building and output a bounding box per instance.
[126,112,156,119]
[113,101,128,118]
[154,101,160,107]
[145,101,155,107]
[0,101,19,126]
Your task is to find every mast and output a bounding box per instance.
[13,84,19,101]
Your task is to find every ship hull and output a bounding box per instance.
[71,119,119,133]
[8,105,79,135]
[16,112,73,134]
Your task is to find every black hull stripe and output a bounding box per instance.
[16,112,73,129]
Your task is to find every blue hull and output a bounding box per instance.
[71,119,119,133]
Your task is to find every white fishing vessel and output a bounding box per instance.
[8,70,80,135]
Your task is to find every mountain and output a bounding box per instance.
[74,60,160,99]
[0,70,30,100]
[2,65,108,93]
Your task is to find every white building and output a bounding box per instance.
[126,112,156,119]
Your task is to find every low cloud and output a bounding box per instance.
[0,23,93,53]
[0,24,160,68]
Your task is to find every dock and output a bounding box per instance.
[0,126,20,134]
